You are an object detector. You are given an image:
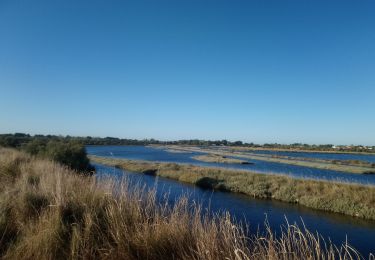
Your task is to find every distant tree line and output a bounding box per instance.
[0,133,250,147]
[0,133,374,154]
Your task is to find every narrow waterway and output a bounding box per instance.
[94,163,375,257]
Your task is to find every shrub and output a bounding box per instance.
[24,139,47,156]
[1,137,94,174]
[44,141,94,173]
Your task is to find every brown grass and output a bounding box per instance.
[0,148,371,259]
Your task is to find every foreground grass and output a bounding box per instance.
[164,146,375,174]
[0,148,369,259]
[91,156,375,221]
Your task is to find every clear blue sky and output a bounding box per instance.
[0,0,374,145]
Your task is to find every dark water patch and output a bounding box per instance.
[142,169,158,176]
[195,177,227,191]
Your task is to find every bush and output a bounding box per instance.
[24,139,47,156]
[0,135,94,174]
[44,141,94,173]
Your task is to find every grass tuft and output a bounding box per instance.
[24,192,50,217]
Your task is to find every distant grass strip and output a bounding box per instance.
[166,146,375,174]
[192,154,251,164]
[231,146,375,155]
[90,155,375,221]
[165,149,192,154]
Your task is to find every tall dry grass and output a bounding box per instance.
[0,148,370,259]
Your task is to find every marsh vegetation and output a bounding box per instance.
[0,148,369,259]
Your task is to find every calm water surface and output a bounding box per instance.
[94,163,375,257]
[87,145,375,185]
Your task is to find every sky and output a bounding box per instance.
[0,0,374,145]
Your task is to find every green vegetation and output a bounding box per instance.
[192,154,252,164]
[0,148,366,259]
[25,139,94,173]
[90,156,375,221]
[0,134,93,173]
[45,141,93,173]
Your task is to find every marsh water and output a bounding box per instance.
[87,145,375,185]
[94,163,375,256]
